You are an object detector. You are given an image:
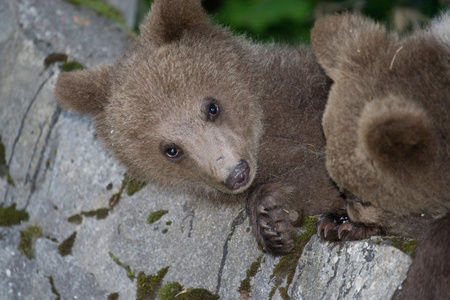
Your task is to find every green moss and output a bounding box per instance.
[60,61,86,72]
[125,176,146,196]
[107,292,119,300]
[45,236,58,243]
[389,237,418,257]
[94,208,110,219]
[157,283,219,300]
[147,210,168,225]
[48,276,61,300]
[106,183,113,190]
[67,214,83,225]
[18,225,43,259]
[79,210,95,217]
[166,221,172,226]
[0,136,6,168]
[0,203,29,226]
[239,254,263,296]
[109,252,136,281]
[161,228,168,234]
[68,208,110,224]
[81,208,110,220]
[108,173,147,208]
[157,282,184,300]
[0,135,13,184]
[278,286,290,300]
[64,0,126,27]
[136,267,170,300]
[109,193,121,208]
[6,173,15,186]
[109,175,127,207]
[58,231,77,256]
[176,288,220,300]
[269,217,317,299]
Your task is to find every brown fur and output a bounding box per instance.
[393,214,450,300]
[311,12,450,299]
[311,13,450,234]
[54,0,341,254]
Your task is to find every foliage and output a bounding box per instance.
[65,0,126,26]
[136,0,447,43]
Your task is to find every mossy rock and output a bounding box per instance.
[0,203,29,226]
[389,237,418,257]
[109,252,136,281]
[175,288,220,300]
[136,267,169,300]
[269,217,317,298]
[157,282,184,300]
[147,210,168,225]
[18,225,43,259]
[60,61,85,72]
[58,231,77,256]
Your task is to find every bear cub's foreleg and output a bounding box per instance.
[317,193,386,241]
[247,182,304,254]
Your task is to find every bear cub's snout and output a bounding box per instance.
[224,160,250,190]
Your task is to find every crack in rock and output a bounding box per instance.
[25,106,61,208]
[215,208,247,294]
[3,73,53,204]
[181,202,195,238]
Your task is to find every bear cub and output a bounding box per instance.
[55,0,341,254]
[311,12,449,299]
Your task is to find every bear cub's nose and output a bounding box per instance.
[225,160,250,190]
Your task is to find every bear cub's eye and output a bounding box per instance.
[204,99,221,122]
[164,146,184,159]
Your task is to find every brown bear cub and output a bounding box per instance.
[55,0,342,254]
[311,13,449,299]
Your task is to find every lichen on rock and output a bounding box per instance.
[0,203,29,226]
[136,267,169,300]
[147,210,168,225]
[18,225,43,259]
[58,231,77,256]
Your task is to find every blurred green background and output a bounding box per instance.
[136,0,449,44]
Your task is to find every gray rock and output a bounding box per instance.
[288,236,411,300]
[0,1,413,299]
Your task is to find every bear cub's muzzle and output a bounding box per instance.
[224,160,250,190]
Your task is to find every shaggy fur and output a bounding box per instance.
[54,0,341,254]
[311,12,449,299]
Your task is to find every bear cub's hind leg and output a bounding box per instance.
[247,182,303,254]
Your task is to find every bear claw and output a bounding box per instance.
[255,201,298,253]
[337,221,353,239]
[317,209,385,241]
[248,182,302,254]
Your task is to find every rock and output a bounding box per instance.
[289,236,412,299]
[0,0,412,299]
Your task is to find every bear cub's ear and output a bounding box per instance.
[54,65,111,116]
[311,14,387,80]
[358,97,437,171]
[139,0,211,46]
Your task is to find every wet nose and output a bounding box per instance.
[224,160,250,190]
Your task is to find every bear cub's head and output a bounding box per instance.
[54,0,263,195]
[311,13,450,215]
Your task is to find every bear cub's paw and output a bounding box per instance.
[248,182,302,255]
[317,208,385,241]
